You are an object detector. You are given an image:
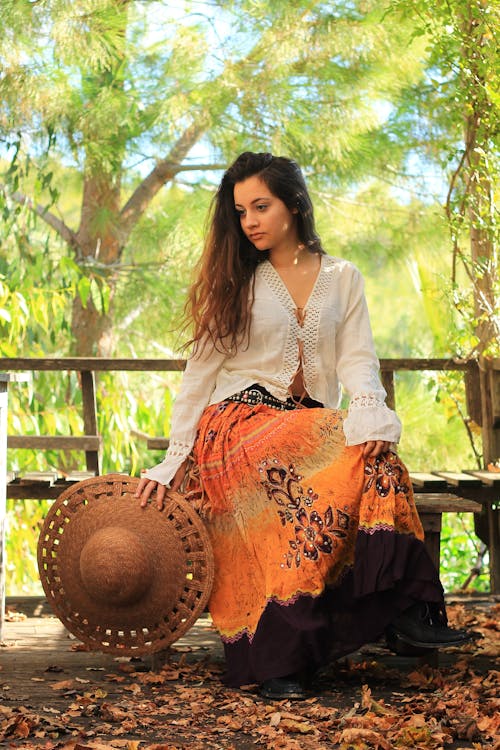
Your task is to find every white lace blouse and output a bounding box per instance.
[144,255,401,487]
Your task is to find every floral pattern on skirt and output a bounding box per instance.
[189,400,425,645]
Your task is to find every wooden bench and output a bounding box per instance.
[408,471,493,571]
[6,435,491,576]
[1,356,499,641]
[6,469,98,499]
[5,364,101,501]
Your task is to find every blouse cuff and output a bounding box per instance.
[343,393,401,445]
[142,439,192,487]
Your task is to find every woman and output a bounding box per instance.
[136,152,471,700]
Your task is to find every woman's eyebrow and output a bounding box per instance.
[234,196,271,208]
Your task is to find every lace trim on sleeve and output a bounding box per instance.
[343,393,402,445]
[348,393,386,410]
[167,438,193,457]
[142,442,193,487]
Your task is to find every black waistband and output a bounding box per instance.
[226,384,323,411]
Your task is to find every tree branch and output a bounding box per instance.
[118,4,319,244]
[10,190,79,249]
[172,162,226,173]
[119,122,208,242]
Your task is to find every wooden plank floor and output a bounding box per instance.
[2,597,224,700]
[1,595,499,748]
[1,597,225,745]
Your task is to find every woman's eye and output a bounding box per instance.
[257,204,268,211]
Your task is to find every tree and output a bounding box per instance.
[1,0,427,355]
[388,0,499,358]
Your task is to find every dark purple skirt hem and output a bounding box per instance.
[222,529,444,687]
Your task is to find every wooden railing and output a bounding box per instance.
[2,358,184,492]
[2,354,492,473]
[1,356,499,639]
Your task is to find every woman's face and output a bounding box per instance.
[234,175,299,254]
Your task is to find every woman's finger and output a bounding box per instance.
[362,440,391,458]
[138,479,159,507]
[362,441,376,457]
[371,440,391,457]
[135,476,149,497]
[155,482,167,510]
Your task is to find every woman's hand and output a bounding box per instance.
[135,460,189,510]
[361,440,391,458]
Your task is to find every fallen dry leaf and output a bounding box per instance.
[2,597,498,750]
[5,609,27,622]
[337,726,392,749]
[280,717,315,734]
[50,678,76,690]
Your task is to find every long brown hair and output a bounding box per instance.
[184,152,324,354]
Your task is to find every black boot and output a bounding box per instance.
[259,674,307,700]
[385,627,438,656]
[388,602,475,649]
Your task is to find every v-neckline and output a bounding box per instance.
[265,254,324,315]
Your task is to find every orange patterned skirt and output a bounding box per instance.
[190,399,444,686]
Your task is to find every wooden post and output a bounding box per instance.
[0,376,8,642]
[0,373,30,641]
[478,357,500,593]
[381,370,396,411]
[419,513,442,572]
[81,370,100,476]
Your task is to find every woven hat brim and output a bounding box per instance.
[37,474,214,655]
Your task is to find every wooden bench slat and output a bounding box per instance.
[414,493,482,514]
[147,438,170,450]
[433,471,483,487]
[65,470,97,481]
[19,471,58,486]
[8,435,101,451]
[465,470,500,487]
[7,482,75,500]
[6,469,97,500]
[410,472,448,489]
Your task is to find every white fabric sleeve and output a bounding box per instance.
[335,268,402,446]
[143,341,226,487]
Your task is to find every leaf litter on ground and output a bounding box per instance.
[1,600,498,750]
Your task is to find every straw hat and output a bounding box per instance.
[37,474,214,655]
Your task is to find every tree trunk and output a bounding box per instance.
[71,173,122,356]
[467,165,496,352]
[462,3,498,354]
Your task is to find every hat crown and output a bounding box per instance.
[80,526,152,606]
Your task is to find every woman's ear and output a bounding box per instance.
[292,207,299,214]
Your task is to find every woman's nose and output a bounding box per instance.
[244,211,258,228]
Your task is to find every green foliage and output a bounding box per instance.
[447,259,500,359]
[112,182,213,356]
[440,513,489,593]
[2,0,497,593]
[5,500,51,596]
[396,372,479,471]
[387,0,500,356]
[0,245,74,357]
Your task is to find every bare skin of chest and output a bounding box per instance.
[273,256,320,310]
